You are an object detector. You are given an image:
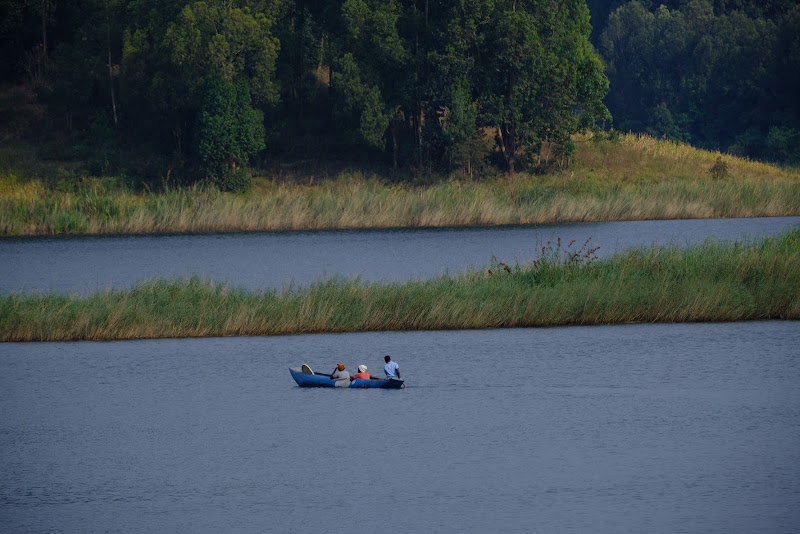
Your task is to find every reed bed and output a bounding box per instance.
[2,133,799,235]
[3,229,798,341]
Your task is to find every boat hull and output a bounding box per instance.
[289,367,404,389]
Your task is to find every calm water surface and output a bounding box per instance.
[2,218,799,532]
[2,322,799,533]
[1,217,798,294]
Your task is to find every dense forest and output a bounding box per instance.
[0,0,798,190]
[591,0,800,164]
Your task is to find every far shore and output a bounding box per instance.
[1,133,799,236]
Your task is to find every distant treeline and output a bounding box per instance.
[589,0,800,165]
[0,0,609,188]
[0,0,798,189]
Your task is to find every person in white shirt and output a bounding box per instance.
[383,355,401,379]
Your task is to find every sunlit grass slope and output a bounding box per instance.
[2,229,797,341]
[1,133,799,235]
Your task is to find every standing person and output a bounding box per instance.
[383,355,401,379]
[330,363,350,387]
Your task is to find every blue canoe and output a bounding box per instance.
[289,367,404,389]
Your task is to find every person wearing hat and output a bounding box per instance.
[330,363,350,386]
[351,365,375,381]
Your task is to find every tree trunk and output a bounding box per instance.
[416,104,423,169]
[502,69,517,174]
[392,114,400,169]
[173,122,182,156]
[105,1,118,125]
[497,125,516,174]
[107,42,117,125]
[319,31,325,68]
[41,0,48,58]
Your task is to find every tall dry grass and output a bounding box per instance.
[1,133,799,236]
[3,229,798,341]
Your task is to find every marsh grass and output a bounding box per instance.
[3,229,798,341]
[2,133,799,235]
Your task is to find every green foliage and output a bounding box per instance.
[333,53,388,150]
[164,2,280,107]
[477,0,611,172]
[599,0,800,163]
[517,235,601,286]
[8,0,800,178]
[46,41,95,123]
[766,126,800,165]
[196,76,264,191]
[334,0,408,158]
[6,0,614,177]
[708,156,729,180]
[73,114,120,175]
[120,0,279,183]
[3,230,798,340]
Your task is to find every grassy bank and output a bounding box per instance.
[1,133,799,235]
[3,229,798,341]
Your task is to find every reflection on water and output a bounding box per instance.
[1,217,798,294]
[2,321,799,533]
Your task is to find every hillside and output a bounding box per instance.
[1,131,798,236]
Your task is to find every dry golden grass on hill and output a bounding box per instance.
[1,133,798,235]
[569,132,792,184]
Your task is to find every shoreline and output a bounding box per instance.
[3,229,798,342]
[2,177,798,237]
[2,134,799,237]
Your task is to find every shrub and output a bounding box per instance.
[708,156,729,180]
[196,76,265,190]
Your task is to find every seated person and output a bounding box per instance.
[384,355,401,378]
[330,363,350,382]
[351,365,375,380]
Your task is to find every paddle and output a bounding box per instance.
[301,363,333,378]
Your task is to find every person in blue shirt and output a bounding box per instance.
[383,355,401,379]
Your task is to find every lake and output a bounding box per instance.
[1,217,799,532]
[1,216,798,294]
[1,322,798,533]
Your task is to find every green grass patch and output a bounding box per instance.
[2,230,798,341]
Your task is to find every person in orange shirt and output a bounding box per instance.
[351,364,375,380]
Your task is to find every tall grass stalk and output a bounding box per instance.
[2,133,799,235]
[3,229,798,341]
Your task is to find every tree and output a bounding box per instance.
[333,52,389,150]
[599,0,800,162]
[477,0,610,173]
[121,1,279,165]
[413,0,486,175]
[43,1,126,139]
[334,0,410,164]
[196,76,266,190]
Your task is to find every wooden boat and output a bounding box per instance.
[289,366,404,389]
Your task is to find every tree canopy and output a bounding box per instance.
[1,0,798,187]
[594,0,800,164]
